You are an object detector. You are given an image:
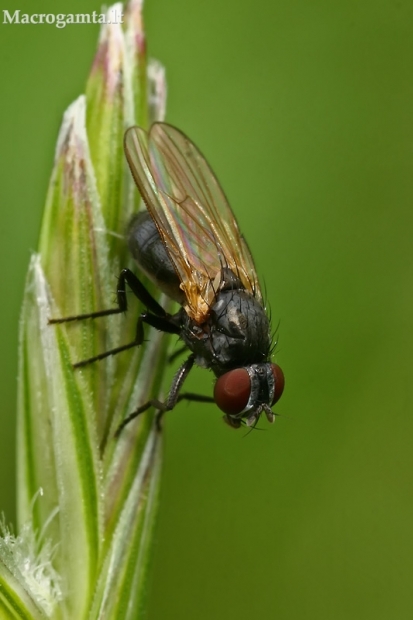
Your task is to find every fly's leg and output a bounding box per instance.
[49,268,179,368]
[74,312,180,368]
[115,354,214,435]
[115,354,195,435]
[49,268,168,323]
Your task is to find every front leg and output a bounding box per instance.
[115,355,215,434]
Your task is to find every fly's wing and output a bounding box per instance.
[124,122,262,323]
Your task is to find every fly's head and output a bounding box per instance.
[214,363,284,429]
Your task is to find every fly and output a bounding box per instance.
[50,123,284,432]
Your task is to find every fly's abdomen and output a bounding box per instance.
[127,211,184,303]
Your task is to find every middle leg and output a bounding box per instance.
[74,312,180,368]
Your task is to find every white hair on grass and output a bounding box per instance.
[0,489,63,615]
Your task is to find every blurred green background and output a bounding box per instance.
[1,0,413,618]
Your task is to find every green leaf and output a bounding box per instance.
[9,1,170,617]
[18,255,101,619]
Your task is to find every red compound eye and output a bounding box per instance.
[214,368,251,415]
[271,364,285,405]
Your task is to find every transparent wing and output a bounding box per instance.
[124,122,262,322]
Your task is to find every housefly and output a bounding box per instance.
[51,123,284,431]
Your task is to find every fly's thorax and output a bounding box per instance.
[180,287,271,374]
[127,211,184,304]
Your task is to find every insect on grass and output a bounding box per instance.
[50,123,285,432]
